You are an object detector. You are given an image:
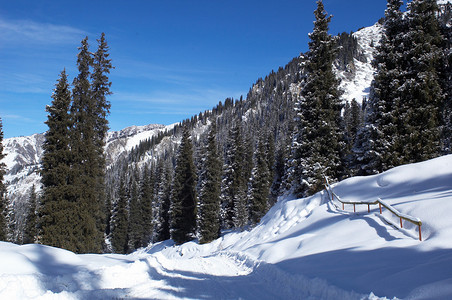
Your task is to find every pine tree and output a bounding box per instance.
[249,135,271,225]
[91,32,113,241]
[111,176,129,254]
[156,159,172,241]
[0,118,7,241]
[23,185,38,244]
[127,169,141,252]
[170,127,197,245]
[199,123,222,244]
[68,34,112,253]
[139,164,154,246]
[290,0,344,196]
[221,122,248,229]
[440,3,452,153]
[397,0,444,163]
[39,70,75,249]
[353,0,405,175]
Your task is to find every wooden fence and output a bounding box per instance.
[324,177,423,241]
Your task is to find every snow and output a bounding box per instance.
[2,154,452,299]
[338,23,382,104]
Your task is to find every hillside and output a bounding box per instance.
[2,22,381,223]
[1,154,452,299]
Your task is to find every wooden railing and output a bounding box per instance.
[324,177,423,241]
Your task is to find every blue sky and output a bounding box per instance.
[0,0,388,138]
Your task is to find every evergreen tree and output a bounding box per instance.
[170,127,197,245]
[221,122,248,229]
[39,70,75,249]
[353,0,405,175]
[111,176,129,254]
[198,123,222,244]
[290,0,344,196]
[249,135,271,225]
[69,34,112,253]
[439,3,452,153]
[139,164,154,246]
[91,33,113,241]
[397,0,444,163]
[69,36,100,253]
[127,169,141,252]
[0,118,7,241]
[23,185,38,244]
[156,159,172,241]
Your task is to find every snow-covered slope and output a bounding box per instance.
[3,124,171,206]
[2,154,452,299]
[337,23,382,104]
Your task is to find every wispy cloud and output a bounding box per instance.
[114,58,226,86]
[112,87,243,109]
[0,17,87,45]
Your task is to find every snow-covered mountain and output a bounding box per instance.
[338,24,382,103]
[3,124,172,216]
[2,22,382,206]
[2,153,452,299]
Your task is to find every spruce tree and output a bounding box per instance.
[69,34,112,253]
[221,122,248,229]
[23,185,38,244]
[439,3,452,153]
[397,0,444,163]
[0,118,7,241]
[199,123,222,244]
[39,70,75,249]
[290,0,344,196]
[353,0,405,175]
[127,169,141,252]
[140,164,154,246]
[91,33,113,240]
[157,159,172,241]
[170,127,197,245]
[110,176,129,254]
[249,135,271,225]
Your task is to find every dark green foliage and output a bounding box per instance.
[156,160,172,241]
[221,122,248,229]
[397,0,444,163]
[23,186,38,244]
[0,118,6,241]
[335,32,366,73]
[111,177,129,254]
[70,36,103,253]
[127,169,141,252]
[40,34,112,253]
[358,0,444,175]
[170,127,197,245]
[91,32,113,250]
[39,70,74,249]
[199,123,222,244]
[290,0,344,196]
[139,164,154,246]
[249,135,271,225]
[439,3,452,153]
[353,0,405,175]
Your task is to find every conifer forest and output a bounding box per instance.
[1,0,452,255]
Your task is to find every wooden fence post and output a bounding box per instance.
[400,218,403,228]
[368,204,370,213]
[379,203,382,214]
[419,225,422,241]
